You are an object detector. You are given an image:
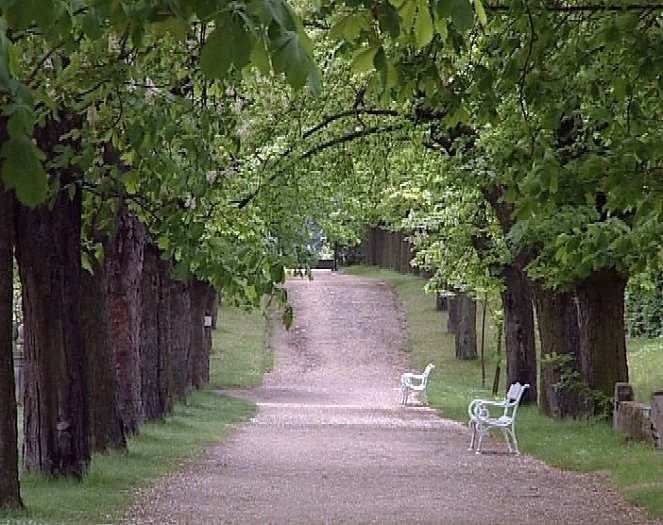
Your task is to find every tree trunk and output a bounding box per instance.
[0,186,22,508]
[157,256,173,414]
[447,294,459,333]
[209,293,219,330]
[533,284,592,418]
[16,184,90,477]
[188,278,210,389]
[576,269,629,402]
[188,279,215,388]
[363,227,376,266]
[139,244,172,421]
[400,235,412,274]
[169,279,191,402]
[80,260,126,452]
[501,265,537,404]
[107,206,145,434]
[455,292,477,360]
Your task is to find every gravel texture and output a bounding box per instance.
[123,271,662,525]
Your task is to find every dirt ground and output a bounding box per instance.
[124,271,662,525]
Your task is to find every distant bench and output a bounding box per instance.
[315,259,337,271]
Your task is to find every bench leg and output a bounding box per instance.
[401,385,409,405]
[469,422,477,451]
[510,427,521,455]
[474,423,489,454]
[501,428,513,453]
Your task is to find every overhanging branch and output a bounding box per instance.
[300,124,407,159]
[303,108,400,139]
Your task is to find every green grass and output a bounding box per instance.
[209,305,273,389]
[628,338,663,402]
[343,265,663,520]
[1,304,264,525]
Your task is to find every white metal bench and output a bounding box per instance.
[468,382,530,454]
[400,363,435,405]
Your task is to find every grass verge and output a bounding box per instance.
[209,305,273,389]
[1,304,264,525]
[343,265,663,519]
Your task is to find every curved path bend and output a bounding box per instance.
[125,272,661,525]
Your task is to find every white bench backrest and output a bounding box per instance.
[503,382,529,419]
[422,363,435,386]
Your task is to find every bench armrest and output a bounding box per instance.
[468,399,508,421]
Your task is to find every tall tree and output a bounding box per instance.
[15,114,90,476]
[107,205,145,435]
[80,258,127,452]
[0,184,21,507]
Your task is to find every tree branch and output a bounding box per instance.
[300,124,406,160]
[303,108,400,139]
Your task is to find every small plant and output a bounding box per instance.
[540,352,612,419]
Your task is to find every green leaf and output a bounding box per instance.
[4,0,36,31]
[270,30,319,93]
[6,105,34,138]
[414,0,434,48]
[270,262,285,283]
[250,41,271,75]
[82,9,103,40]
[81,252,92,273]
[351,44,379,73]
[125,170,140,195]
[399,0,417,32]
[33,0,56,31]
[251,0,296,30]
[151,17,189,41]
[158,235,170,251]
[376,2,400,38]
[437,0,474,32]
[473,0,487,26]
[282,303,293,329]
[1,136,48,206]
[201,12,255,79]
[200,27,232,79]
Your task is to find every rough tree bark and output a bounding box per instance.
[17,194,90,477]
[209,293,219,330]
[576,268,629,403]
[80,259,126,451]
[0,186,22,507]
[447,294,459,333]
[533,284,591,418]
[188,278,215,388]
[140,244,172,421]
[501,265,537,404]
[107,206,145,434]
[15,115,90,477]
[363,227,377,266]
[157,256,173,414]
[169,279,191,402]
[484,186,538,401]
[455,292,477,360]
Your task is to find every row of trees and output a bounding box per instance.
[0,0,324,510]
[215,0,662,419]
[2,0,662,513]
[312,0,663,417]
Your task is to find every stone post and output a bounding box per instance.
[651,390,663,448]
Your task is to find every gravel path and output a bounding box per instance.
[124,271,662,525]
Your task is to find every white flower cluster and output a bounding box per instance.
[184,194,196,210]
